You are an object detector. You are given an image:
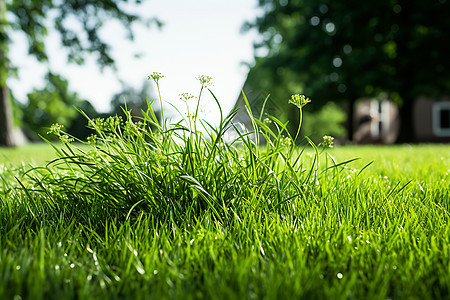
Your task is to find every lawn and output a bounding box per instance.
[0,142,62,166]
[1,89,449,299]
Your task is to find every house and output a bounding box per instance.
[413,96,450,142]
[353,98,400,144]
[354,97,450,143]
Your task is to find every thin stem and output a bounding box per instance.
[294,108,303,143]
[156,82,165,129]
[193,86,204,134]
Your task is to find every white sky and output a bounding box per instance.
[7,0,260,122]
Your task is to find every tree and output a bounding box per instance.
[22,72,91,140]
[110,80,155,117]
[245,0,450,142]
[109,80,161,132]
[0,0,160,146]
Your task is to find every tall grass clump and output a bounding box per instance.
[11,74,330,228]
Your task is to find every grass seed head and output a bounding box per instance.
[148,72,165,83]
[289,94,311,109]
[320,135,335,148]
[48,123,63,136]
[196,75,213,88]
[179,93,195,102]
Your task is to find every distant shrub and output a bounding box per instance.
[302,102,346,143]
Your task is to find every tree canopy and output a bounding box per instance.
[245,0,450,141]
[22,72,88,139]
[110,80,154,116]
[0,0,159,146]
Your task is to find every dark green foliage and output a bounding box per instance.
[110,80,160,123]
[302,102,346,142]
[21,72,88,140]
[245,0,450,141]
[66,100,99,141]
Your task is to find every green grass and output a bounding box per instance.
[1,77,450,299]
[0,142,59,166]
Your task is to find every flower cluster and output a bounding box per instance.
[47,123,74,144]
[86,134,98,146]
[88,116,122,133]
[279,135,292,147]
[59,135,74,144]
[148,72,165,83]
[48,123,63,135]
[319,135,335,148]
[196,75,213,88]
[289,94,311,109]
[179,92,195,102]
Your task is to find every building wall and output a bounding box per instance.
[353,99,399,144]
[414,97,450,143]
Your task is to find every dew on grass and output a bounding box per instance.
[337,273,343,279]
[70,263,75,268]
[347,236,352,242]
[136,265,146,275]
[16,265,21,270]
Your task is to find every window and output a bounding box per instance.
[432,102,450,137]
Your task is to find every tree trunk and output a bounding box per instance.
[396,97,415,143]
[395,0,415,143]
[346,98,356,142]
[0,84,16,147]
[0,0,16,147]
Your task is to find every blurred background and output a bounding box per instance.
[1,0,449,147]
